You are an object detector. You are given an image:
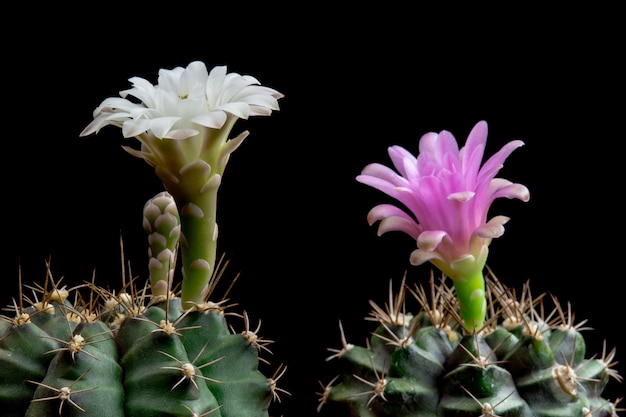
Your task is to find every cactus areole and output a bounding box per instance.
[0,271,285,417]
[319,274,623,417]
[324,121,623,416]
[1,62,286,417]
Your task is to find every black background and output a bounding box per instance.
[3,4,624,416]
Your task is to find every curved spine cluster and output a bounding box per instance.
[0,269,285,417]
[319,271,623,417]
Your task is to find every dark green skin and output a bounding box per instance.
[321,286,620,417]
[0,297,273,417]
[0,299,76,417]
[115,299,273,417]
[25,320,124,417]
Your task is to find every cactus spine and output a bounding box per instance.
[319,272,622,417]
[0,191,284,417]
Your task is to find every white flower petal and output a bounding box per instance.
[80,61,283,193]
[164,128,199,140]
[219,102,251,120]
[122,119,150,138]
[191,111,227,129]
[149,117,181,139]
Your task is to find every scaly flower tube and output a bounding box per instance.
[81,61,283,308]
[356,120,529,331]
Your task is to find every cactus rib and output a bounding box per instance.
[320,271,623,417]
[0,259,286,417]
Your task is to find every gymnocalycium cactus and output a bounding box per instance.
[319,121,623,417]
[0,62,286,417]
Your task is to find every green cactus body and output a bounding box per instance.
[0,192,282,417]
[25,319,124,417]
[320,273,622,417]
[0,288,78,417]
[117,300,221,417]
[0,281,278,417]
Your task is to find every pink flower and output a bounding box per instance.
[356,120,530,283]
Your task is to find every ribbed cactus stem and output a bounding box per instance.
[143,191,181,298]
[1,273,283,416]
[320,273,623,417]
[451,270,486,332]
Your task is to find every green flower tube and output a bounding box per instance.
[356,121,529,331]
[81,62,283,308]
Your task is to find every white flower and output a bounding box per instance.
[80,62,283,307]
[81,61,283,140]
[80,62,283,180]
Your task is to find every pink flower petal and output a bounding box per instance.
[358,120,529,281]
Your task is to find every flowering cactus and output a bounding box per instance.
[356,120,529,331]
[80,61,283,309]
[1,62,286,417]
[320,121,623,417]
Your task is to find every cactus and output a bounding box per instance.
[319,121,623,416]
[0,62,286,416]
[0,191,286,417]
[318,272,623,417]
